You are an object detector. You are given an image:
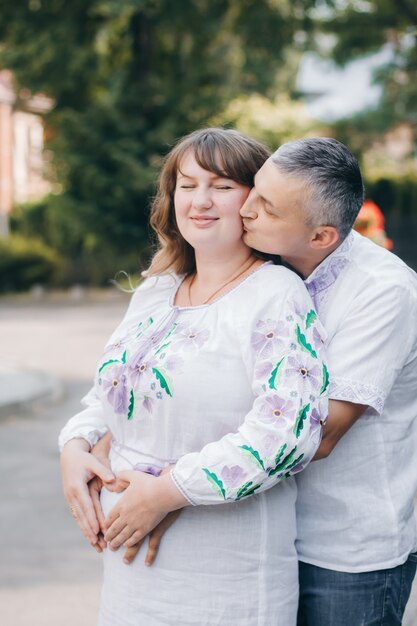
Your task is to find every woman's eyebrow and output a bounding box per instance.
[177,170,232,181]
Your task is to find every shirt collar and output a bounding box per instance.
[304,230,354,297]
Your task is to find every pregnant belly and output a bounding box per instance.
[100,476,297,574]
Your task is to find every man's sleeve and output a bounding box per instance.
[327,280,416,414]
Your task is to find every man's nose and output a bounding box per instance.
[240,189,258,219]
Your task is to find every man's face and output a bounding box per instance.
[240,159,316,265]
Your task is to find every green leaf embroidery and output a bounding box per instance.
[127,390,134,420]
[274,443,287,466]
[268,446,298,476]
[155,323,178,355]
[296,325,317,358]
[147,316,154,326]
[152,367,173,397]
[98,359,119,374]
[293,403,310,439]
[305,309,317,329]
[236,481,262,500]
[155,341,171,356]
[121,350,127,364]
[285,453,305,473]
[239,445,265,470]
[320,363,329,395]
[268,357,285,390]
[202,469,226,499]
[236,481,253,499]
[165,322,178,340]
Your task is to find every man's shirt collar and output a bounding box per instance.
[304,231,354,298]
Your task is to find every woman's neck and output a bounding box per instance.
[193,249,256,287]
[174,248,264,307]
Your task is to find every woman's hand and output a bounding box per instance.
[88,432,113,541]
[60,438,115,548]
[104,470,188,550]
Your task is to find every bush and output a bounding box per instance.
[0,235,62,292]
[10,196,151,287]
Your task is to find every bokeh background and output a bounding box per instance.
[0,0,416,292]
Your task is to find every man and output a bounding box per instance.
[240,137,417,625]
[62,137,417,625]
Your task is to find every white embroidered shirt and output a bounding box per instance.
[296,230,417,572]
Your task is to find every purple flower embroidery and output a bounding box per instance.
[101,364,129,414]
[309,407,324,445]
[260,434,279,458]
[291,299,309,320]
[173,324,210,351]
[255,360,273,381]
[259,395,295,423]
[221,465,247,488]
[312,326,324,351]
[142,395,155,413]
[291,460,308,473]
[128,356,158,387]
[252,319,289,358]
[285,356,322,391]
[103,335,129,356]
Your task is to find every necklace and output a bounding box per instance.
[187,256,258,306]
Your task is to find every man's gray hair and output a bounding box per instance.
[271,137,365,241]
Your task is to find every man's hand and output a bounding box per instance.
[104,470,188,550]
[122,510,181,565]
[60,438,115,548]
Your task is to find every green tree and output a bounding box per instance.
[307,0,416,148]
[0,0,317,273]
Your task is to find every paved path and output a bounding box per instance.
[0,292,129,626]
[0,291,416,625]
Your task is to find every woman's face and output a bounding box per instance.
[174,151,251,256]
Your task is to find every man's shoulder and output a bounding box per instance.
[342,232,417,293]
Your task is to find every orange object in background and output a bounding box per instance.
[354,199,393,250]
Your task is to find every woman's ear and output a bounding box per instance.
[310,226,340,251]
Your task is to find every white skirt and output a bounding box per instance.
[98,479,298,626]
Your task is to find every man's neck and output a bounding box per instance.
[282,241,342,280]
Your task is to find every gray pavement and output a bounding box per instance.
[0,290,129,626]
[0,290,416,625]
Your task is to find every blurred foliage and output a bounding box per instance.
[211,93,325,147]
[0,0,319,267]
[0,234,62,292]
[309,0,417,151]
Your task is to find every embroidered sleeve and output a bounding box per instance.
[58,280,155,450]
[172,282,329,505]
[326,280,417,414]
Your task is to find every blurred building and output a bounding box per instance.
[0,70,52,237]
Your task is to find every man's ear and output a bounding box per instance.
[310,226,339,251]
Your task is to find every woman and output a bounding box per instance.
[59,128,328,625]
